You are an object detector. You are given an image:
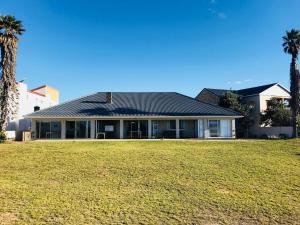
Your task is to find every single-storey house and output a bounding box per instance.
[26,92,242,139]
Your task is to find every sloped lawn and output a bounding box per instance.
[0,140,299,224]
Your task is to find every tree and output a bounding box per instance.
[260,98,292,127]
[282,29,300,138]
[219,91,254,138]
[0,15,25,132]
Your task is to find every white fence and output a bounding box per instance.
[250,126,293,138]
[5,131,16,140]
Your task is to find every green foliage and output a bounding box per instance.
[282,29,300,57]
[0,15,25,37]
[260,98,292,126]
[219,91,255,137]
[219,91,241,110]
[0,141,299,224]
[0,130,6,142]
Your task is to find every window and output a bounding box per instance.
[66,120,91,139]
[37,121,61,139]
[76,121,87,138]
[168,120,176,130]
[34,106,40,112]
[168,120,185,130]
[208,120,220,137]
[249,101,255,109]
[179,120,185,130]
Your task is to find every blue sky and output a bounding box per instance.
[1,0,300,102]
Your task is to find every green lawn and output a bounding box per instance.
[0,140,299,225]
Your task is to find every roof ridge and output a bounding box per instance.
[237,83,277,91]
[175,92,242,116]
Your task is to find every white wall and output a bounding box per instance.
[243,84,291,129]
[7,82,59,132]
[259,84,290,113]
[249,126,293,138]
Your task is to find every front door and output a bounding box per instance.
[152,121,159,138]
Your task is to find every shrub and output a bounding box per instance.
[0,131,6,143]
[260,134,269,139]
[279,133,289,139]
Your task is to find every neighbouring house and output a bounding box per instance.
[196,83,292,138]
[26,92,242,139]
[6,82,59,139]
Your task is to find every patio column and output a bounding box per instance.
[31,119,36,139]
[90,120,95,139]
[176,119,180,139]
[120,119,124,139]
[197,119,203,138]
[231,119,236,138]
[203,119,209,138]
[148,119,152,139]
[61,120,66,139]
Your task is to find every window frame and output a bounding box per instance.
[208,120,220,137]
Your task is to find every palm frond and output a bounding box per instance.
[282,29,300,57]
[0,15,25,38]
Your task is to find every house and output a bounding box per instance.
[6,82,59,139]
[26,92,242,139]
[196,83,292,137]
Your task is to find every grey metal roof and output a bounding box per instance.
[205,88,232,97]
[236,83,278,96]
[204,83,282,97]
[26,92,241,118]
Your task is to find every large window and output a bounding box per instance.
[96,120,119,139]
[66,121,91,139]
[208,120,220,137]
[36,121,61,139]
[168,120,176,130]
[124,120,148,139]
[167,120,185,130]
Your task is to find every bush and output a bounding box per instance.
[279,133,289,139]
[260,134,269,139]
[0,131,6,143]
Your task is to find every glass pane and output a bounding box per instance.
[36,121,40,139]
[169,120,176,130]
[209,120,220,137]
[76,121,87,138]
[51,122,61,139]
[96,120,119,139]
[179,120,185,130]
[87,121,91,138]
[152,121,160,138]
[40,122,50,139]
[66,121,75,139]
[139,121,148,138]
[124,120,147,139]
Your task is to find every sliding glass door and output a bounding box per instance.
[66,121,75,139]
[36,121,61,139]
[124,120,148,139]
[66,120,91,139]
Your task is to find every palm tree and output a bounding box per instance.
[0,15,25,132]
[283,29,300,138]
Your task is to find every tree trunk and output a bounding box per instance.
[290,57,299,138]
[0,37,18,132]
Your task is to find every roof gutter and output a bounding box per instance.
[26,115,243,119]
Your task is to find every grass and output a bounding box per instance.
[0,140,300,225]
